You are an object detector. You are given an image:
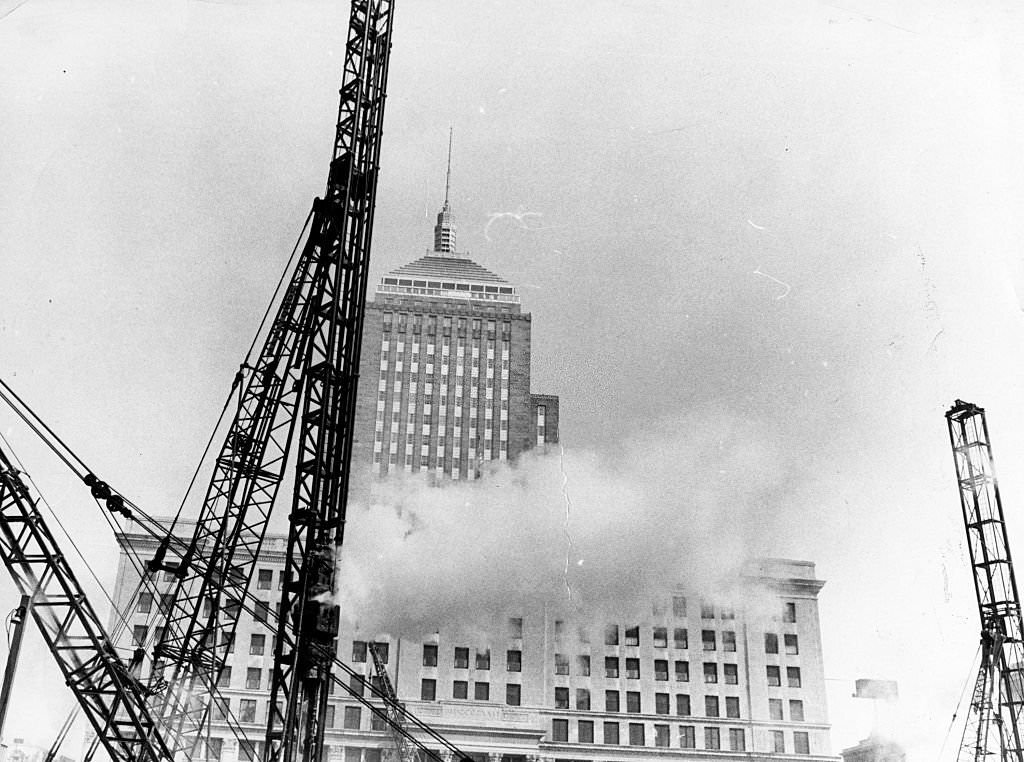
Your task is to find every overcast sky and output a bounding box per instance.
[3,0,1024,759]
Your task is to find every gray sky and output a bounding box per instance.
[3,0,1024,758]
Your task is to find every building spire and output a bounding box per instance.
[433,127,456,256]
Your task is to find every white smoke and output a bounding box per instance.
[336,407,794,639]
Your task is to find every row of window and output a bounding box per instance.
[381,313,513,336]
[549,720,810,754]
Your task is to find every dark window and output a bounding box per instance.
[506,649,522,672]
[672,596,687,617]
[250,634,265,656]
[772,730,786,753]
[628,723,645,747]
[624,626,640,647]
[769,698,784,720]
[785,633,799,655]
[653,627,667,648]
[655,693,670,715]
[603,722,619,745]
[655,724,670,748]
[454,647,469,669]
[474,682,489,701]
[701,601,715,619]
[555,687,570,709]
[626,658,640,679]
[724,663,738,684]
[674,628,688,649]
[626,691,641,713]
[767,666,781,686]
[506,684,521,706]
[576,655,590,676]
[654,659,668,681]
[576,688,591,710]
[508,617,523,638]
[702,630,716,651]
[352,641,367,662]
[605,625,619,645]
[729,728,746,751]
[578,720,594,743]
[552,719,568,743]
[423,644,438,667]
[723,630,736,652]
[676,694,691,716]
[371,711,387,731]
[349,674,365,696]
[790,699,805,721]
[453,681,468,699]
[326,706,336,728]
[137,593,153,614]
[132,625,147,647]
[421,679,436,701]
[703,663,718,684]
[674,661,689,682]
[246,667,261,690]
[372,642,389,663]
[605,690,620,712]
[726,696,740,718]
[239,699,256,723]
[206,738,223,762]
[217,666,231,689]
[605,657,619,678]
[212,700,228,723]
[476,649,490,670]
[784,602,797,623]
[344,706,361,730]
[679,726,696,749]
[253,600,270,623]
[788,666,802,688]
[554,653,569,675]
[795,731,810,754]
[257,569,273,590]
[765,633,779,653]
[705,727,720,751]
[705,695,719,717]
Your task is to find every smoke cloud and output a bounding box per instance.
[336,406,794,639]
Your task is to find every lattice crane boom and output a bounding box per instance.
[947,400,1024,762]
[369,644,413,762]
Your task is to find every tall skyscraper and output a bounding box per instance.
[352,171,558,480]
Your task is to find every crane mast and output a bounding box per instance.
[947,400,1024,762]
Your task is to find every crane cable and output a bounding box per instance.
[938,641,984,762]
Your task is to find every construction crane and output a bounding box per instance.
[946,400,1024,762]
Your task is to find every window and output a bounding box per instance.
[672,596,687,617]
[654,659,668,681]
[344,706,361,730]
[675,694,691,716]
[250,634,266,656]
[729,728,746,752]
[626,658,640,679]
[246,667,261,690]
[626,691,641,713]
[795,731,810,754]
[769,698,784,720]
[453,680,468,699]
[765,633,779,653]
[675,661,689,682]
[239,699,257,723]
[474,682,490,701]
[723,630,736,652]
[772,730,786,753]
[238,742,258,762]
[701,601,715,619]
[674,628,688,649]
[655,693,670,715]
[352,641,367,662]
[605,690,620,712]
[326,706,336,728]
[605,657,619,678]
[784,602,797,623]
[705,695,719,717]
[790,699,805,721]
[705,727,720,750]
[506,684,521,706]
[576,655,590,676]
[132,625,147,647]
[578,720,594,743]
[371,711,387,731]
[625,626,640,646]
[653,627,667,648]
[257,569,273,590]
[137,592,153,613]
[161,592,174,611]
[217,666,231,689]
[604,625,619,645]
[576,688,591,710]
[421,679,436,701]
[551,719,568,743]
[206,737,223,762]
[721,606,735,620]
[506,649,522,672]
[454,647,469,669]
[702,630,716,651]
[508,617,523,638]
[350,674,365,696]
[679,726,696,749]
[726,696,740,718]
[724,663,738,684]
[253,600,270,624]
[785,633,799,655]
[555,687,570,709]
[423,644,438,667]
[628,723,645,747]
[655,724,670,748]
[767,666,781,686]
[787,666,802,688]
[554,653,569,675]
[703,662,718,684]
[603,722,619,745]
